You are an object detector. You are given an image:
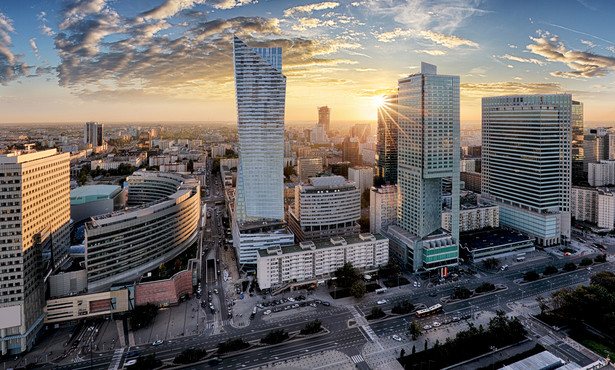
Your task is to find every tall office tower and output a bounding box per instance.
[375,94,399,185]
[0,149,71,354]
[318,106,330,134]
[84,121,104,146]
[233,36,285,222]
[482,94,571,246]
[571,101,584,182]
[287,176,361,242]
[298,157,323,182]
[393,62,460,271]
[342,137,361,166]
[583,127,612,173]
[232,36,294,266]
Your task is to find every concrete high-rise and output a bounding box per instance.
[392,62,460,271]
[375,94,398,185]
[233,36,285,222]
[84,121,103,147]
[0,149,71,354]
[232,36,294,266]
[482,94,571,246]
[318,106,330,134]
[571,101,583,182]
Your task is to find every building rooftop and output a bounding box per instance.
[258,233,386,257]
[460,228,532,251]
[70,185,122,205]
[309,175,348,188]
[501,351,578,370]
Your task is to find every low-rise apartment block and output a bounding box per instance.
[442,203,499,233]
[571,186,615,229]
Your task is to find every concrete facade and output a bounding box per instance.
[571,187,615,229]
[369,185,397,234]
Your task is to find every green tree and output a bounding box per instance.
[350,280,366,298]
[563,262,577,272]
[392,299,415,314]
[301,319,322,335]
[408,321,422,340]
[475,282,495,293]
[261,329,289,345]
[543,265,558,275]
[595,254,607,263]
[283,164,296,178]
[523,270,540,282]
[368,307,385,320]
[173,348,207,364]
[218,338,249,354]
[579,257,593,266]
[378,260,401,279]
[361,188,370,209]
[132,354,161,370]
[334,262,360,288]
[452,286,472,300]
[357,216,369,233]
[130,304,158,330]
[187,159,194,173]
[481,258,500,270]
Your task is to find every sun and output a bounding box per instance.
[372,95,386,108]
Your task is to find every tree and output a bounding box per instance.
[408,321,422,340]
[283,164,296,178]
[130,304,158,330]
[579,257,593,266]
[357,216,369,233]
[350,280,366,298]
[132,354,161,370]
[261,329,288,345]
[543,265,558,275]
[523,270,540,282]
[452,286,472,300]
[301,319,322,335]
[218,338,249,354]
[334,262,360,288]
[361,188,370,209]
[563,262,576,272]
[367,307,385,320]
[174,348,207,364]
[595,254,607,263]
[379,260,401,279]
[481,258,500,270]
[475,282,495,293]
[392,300,415,314]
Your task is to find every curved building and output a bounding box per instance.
[85,171,200,291]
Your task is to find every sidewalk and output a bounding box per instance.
[259,350,355,370]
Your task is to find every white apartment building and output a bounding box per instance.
[297,157,323,181]
[370,185,397,234]
[348,166,374,193]
[0,149,71,354]
[588,161,615,186]
[571,187,615,229]
[442,204,499,233]
[256,234,389,290]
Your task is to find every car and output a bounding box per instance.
[287,297,295,302]
[392,335,402,342]
[452,316,460,322]
[321,301,330,306]
[423,325,432,330]
[291,303,300,309]
[433,322,441,327]
[257,304,264,309]
[462,314,472,320]
[315,300,322,304]
[228,311,233,319]
[417,282,421,287]
[309,303,317,307]
[413,281,417,287]
[377,299,387,305]
[273,307,282,312]
[208,357,222,365]
[124,359,137,366]
[263,310,272,315]
[443,319,452,325]
[127,351,139,357]
[211,308,216,314]
[586,267,592,271]
[152,340,164,346]
[214,289,219,294]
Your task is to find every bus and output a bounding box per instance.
[416,304,443,318]
[375,288,387,294]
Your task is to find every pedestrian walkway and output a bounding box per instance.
[351,354,365,364]
[115,321,126,348]
[348,305,382,350]
[261,350,354,370]
[107,348,124,370]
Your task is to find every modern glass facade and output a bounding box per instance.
[233,36,285,223]
[571,101,583,182]
[482,94,571,246]
[375,94,398,185]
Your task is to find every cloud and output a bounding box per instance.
[527,32,615,78]
[368,0,487,34]
[496,53,545,66]
[40,25,55,36]
[508,44,517,49]
[291,17,336,31]
[284,2,339,17]
[461,81,562,98]
[374,28,478,48]
[0,12,31,84]
[29,38,39,58]
[416,49,445,56]
[356,67,376,72]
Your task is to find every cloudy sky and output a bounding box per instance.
[1,0,615,124]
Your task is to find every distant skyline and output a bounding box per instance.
[2,1,615,124]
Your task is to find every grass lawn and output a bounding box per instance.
[570,329,615,358]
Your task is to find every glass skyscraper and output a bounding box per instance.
[482,94,571,246]
[571,101,584,182]
[375,94,398,185]
[233,36,286,223]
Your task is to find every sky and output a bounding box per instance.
[2,0,615,125]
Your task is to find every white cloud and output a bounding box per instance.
[374,28,478,49]
[496,53,546,66]
[284,2,339,18]
[29,38,39,58]
[416,49,446,56]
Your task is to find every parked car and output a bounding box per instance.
[263,310,272,315]
[423,325,432,330]
[377,299,387,305]
[392,335,402,342]
[152,340,164,346]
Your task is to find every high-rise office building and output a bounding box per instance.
[84,121,104,146]
[297,157,323,181]
[318,106,330,134]
[342,137,361,166]
[571,101,583,182]
[375,94,398,185]
[233,36,285,222]
[0,149,71,354]
[287,176,361,242]
[392,62,460,271]
[482,94,571,246]
[232,36,294,265]
[583,126,613,173]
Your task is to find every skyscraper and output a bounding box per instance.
[342,137,361,166]
[0,149,71,354]
[571,100,583,182]
[391,62,460,271]
[233,36,286,222]
[318,106,330,134]
[375,93,398,185]
[84,121,103,147]
[232,36,294,266]
[482,94,571,246]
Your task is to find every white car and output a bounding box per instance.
[287,297,295,302]
[263,310,272,315]
[433,322,441,327]
[392,334,402,342]
[413,281,417,287]
[152,339,164,346]
[124,359,137,366]
[377,299,387,305]
[423,325,432,330]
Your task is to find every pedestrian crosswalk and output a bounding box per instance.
[351,354,365,364]
[108,348,124,370]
